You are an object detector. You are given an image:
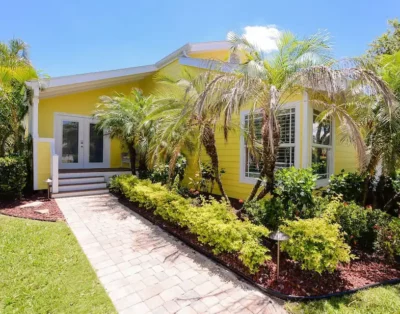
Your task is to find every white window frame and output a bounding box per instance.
[239,102,301,185]
[310,108,335,187]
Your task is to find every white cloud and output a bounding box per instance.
[241,26,281,53]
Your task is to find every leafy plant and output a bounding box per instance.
[375,218,400,260]
[0,156,27,199]
[110,174,271,273]
[274,167,316,211]
[281,218,352,273]
[323,198,370,245]
[326,170,365,203]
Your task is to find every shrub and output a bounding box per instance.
[112,174,270,273]
[375,218,400,260]
[274,167,316,211]
[323,198,369,245]
[149,155,187,186]
[245,194,323,230]
[281,218,352,273]
[326,170,365,203]
[0,157,27,200]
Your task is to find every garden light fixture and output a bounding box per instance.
[45,179,52,199]
[269,230,290,281]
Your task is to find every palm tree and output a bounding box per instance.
[206,31,396,201]
[0,39,37,92]
[148,72,231,201]
[0,39,38,156]
[93,88,154,175]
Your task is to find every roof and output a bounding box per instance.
[33,41,231,99]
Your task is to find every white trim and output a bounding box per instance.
[54,113,111,169]
[302,91,310,168]
[239,102,301,185]
[39,65,157,89]
[309,107,335,188]
[179,56,236,72]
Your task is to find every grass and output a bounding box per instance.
[0,215,116,313]
[286,284,400,314]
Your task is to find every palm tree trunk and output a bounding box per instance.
[128,144,136,175]
[256,111,280,201]
[202,124,229,202]
[168,147,181,184]
[247,165,265,201]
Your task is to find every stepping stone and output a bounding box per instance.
[20,201,44,208]
[34,209,49,215]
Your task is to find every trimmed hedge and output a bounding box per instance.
[281,218,353,273]
[110,174,271,273]
[0,157,27,200]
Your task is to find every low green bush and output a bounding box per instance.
[149,155,187,185]
[326,170,365,203]
[245,195,324,231]
[274,167,316,211]
[0,157,27,200]
[109,174,271,273]
[281,218,352,273]
[375,218,400,260]
[323,198,369,245]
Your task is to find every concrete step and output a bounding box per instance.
[52,188,109,198]
[59,176,105,185]
[53,182,107,193]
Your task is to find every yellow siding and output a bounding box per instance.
[39,82,142,168]
[334,119,358,173]
[37,142,51,190]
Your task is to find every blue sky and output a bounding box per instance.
[1,0,398,77]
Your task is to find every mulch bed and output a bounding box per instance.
[0,194,64,222]
[117,194,400,297]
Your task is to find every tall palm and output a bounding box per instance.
[149,72,230,201]
[94,88,154,174]
[208,31,396,201]
[0,39,37,92]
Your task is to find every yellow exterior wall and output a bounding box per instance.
[39,82,142,169]
[37,142,51,190]
[334,119,358,173]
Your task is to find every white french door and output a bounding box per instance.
[55,114,110,169]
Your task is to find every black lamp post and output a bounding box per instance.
[269,230,290,281]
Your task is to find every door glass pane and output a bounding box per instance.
[62,121,79,163]
[312,147,330,179]
[89,123,103,163]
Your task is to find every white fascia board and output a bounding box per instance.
[179,56,237,73]
[189,41,231,53]
[33,64,157,89]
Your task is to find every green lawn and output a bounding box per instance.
[286,284,400,314]
[0,215,116,313]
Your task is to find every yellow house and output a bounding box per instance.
[27,41,357,199]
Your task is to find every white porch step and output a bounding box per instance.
[52,189,109,198]
[57,182,107,192]
[59,176,105,185]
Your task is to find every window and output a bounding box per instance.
[243,108,296,179]
[311,110,332,180]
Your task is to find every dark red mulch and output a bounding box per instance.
[117,195,400,297]
[0,194,64,222]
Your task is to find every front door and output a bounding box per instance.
[55,114,110,169]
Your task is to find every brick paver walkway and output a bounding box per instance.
[56,194,286,314]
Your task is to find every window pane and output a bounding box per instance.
[89,123,103,163]
[276,147,295,169]
[244,108,296,178]
[278,108,295,144]
[313,110,331,145]
[62,121,79,163]
[312,147,330,179]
